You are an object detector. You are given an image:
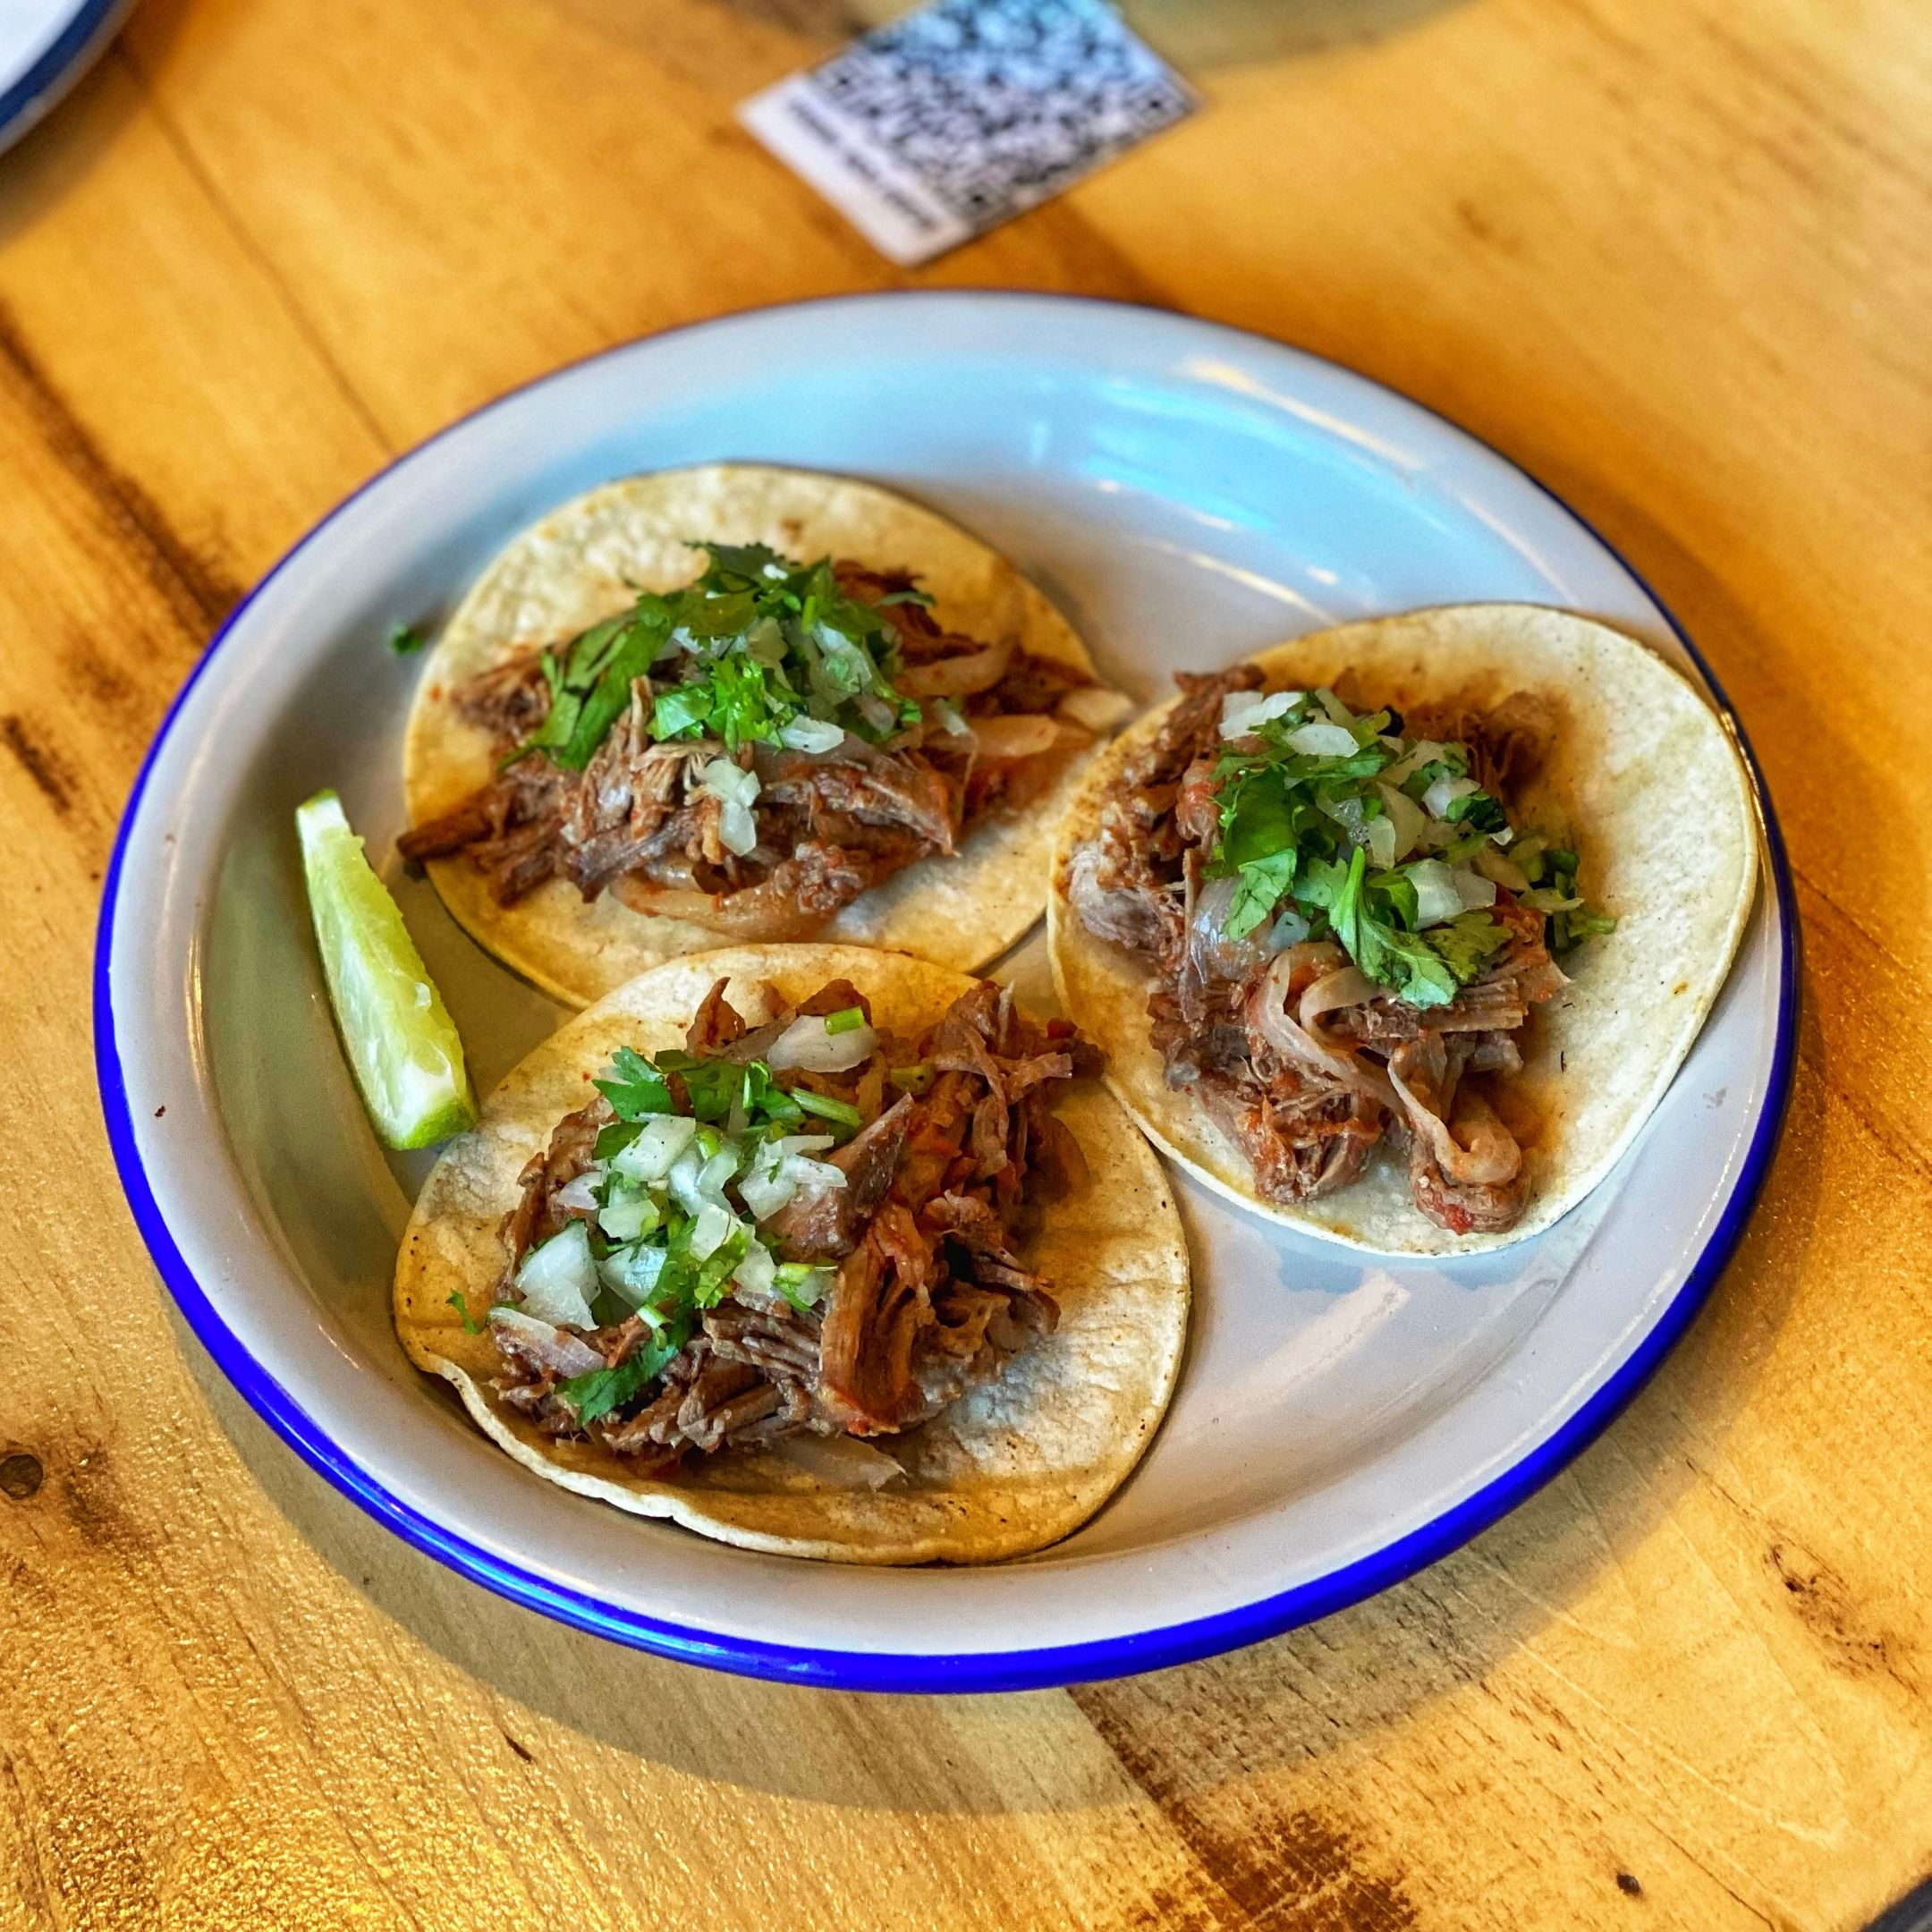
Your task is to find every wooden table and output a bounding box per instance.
[4,1,1928,1926]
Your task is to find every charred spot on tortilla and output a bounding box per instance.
[400,466,1130,1007]
[393,945,1190,1563]
[1049,606,1758,1258]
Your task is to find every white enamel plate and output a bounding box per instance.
[97,294,1794,1690]
[0,0,131,155]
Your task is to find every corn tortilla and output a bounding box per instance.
[394,945,1191,1563]
[404,466,1103,1007]
[1047,605,1760,1257]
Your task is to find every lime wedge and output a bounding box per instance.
[296,790,476,1148]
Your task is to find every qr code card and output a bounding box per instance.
[740,0,1198,265]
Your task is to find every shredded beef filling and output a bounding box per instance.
[1063,668,1562,1236]
[487,978,1097,1468]
[401,562,1095,933]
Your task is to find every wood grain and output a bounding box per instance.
[2,0,1929,1926]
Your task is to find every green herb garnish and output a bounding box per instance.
[447,1290,486,1334]
[559,1326,691,1426]
[388,623,427,656]
[507,541,925,773]
[504,1025,881,1435]
[506,606,671,773]
[594,1046,676,1121]
[792,1089,862,1131]
[1203,687,1610,1001]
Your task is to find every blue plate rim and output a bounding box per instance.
[0,0,131,156]
[93,289,1800,1694]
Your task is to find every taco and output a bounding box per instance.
[399,466,1126,1007]
[1048,605,1758,1256]
[393,945,1190,1563]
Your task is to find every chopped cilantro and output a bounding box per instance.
[522,1030,890,1430]
[1424,911,1510,981]
[559,1326,691,1426]
[648,682,712,738]
[1200,691,1611,1004]
[739,1059,804,1126]
[594,1120,643,1162]
[1224,850,1296,941]
[679,1056,758,1123]
[693,1227,750,1307]
[388,622,427,656]
[1444,788,1507,834]
[775,1262,830,1310]
[792,1088,862,1131]
[446,1290,486,1334]
[823,1004,867,1035]
[594,1046,675,1121]
[510,540,926,773]
[507,605,670,771]
[1551,903,1616,955]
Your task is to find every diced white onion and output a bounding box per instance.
[611,1114,699,1183]
[1451,867,1498,911]
[1422,773,1479,821]
[1381,739,1445,786]
[770,1132,839,1160]
[1470,844,1530,892]
[731,1239,777,1300]
[487,1306,603,1375]
[689,1199,737,1262]
[739,1140,846,1222]
[1406,860,1465,928]
[1377,783,1426,861]
[1286,720,1360,758]
[1059,685,1134,733]
[699,1143,741,1196]
[512,1223,598,1329]
[931,698,971,736]
[1363,812,1398,869]
[1321,793,1367,835]
[1267,906,1312,951]
[778,715,846,753]
[783,1266,835,1309]
[786,1156,847,1194]
[597,1183,655,1242]
[767,1013,877,1072]
[854,693,898,735]
[718,801,758,856]
[736,1165,792,1220]
[666,1147,717,1216]
[1219,689,1298,739]
[698,756,761,857]
[553,1165,605,1214]
[598,1241,667,1309]
[698,755,759,803]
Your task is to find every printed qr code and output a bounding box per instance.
[805,0,1195,225]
